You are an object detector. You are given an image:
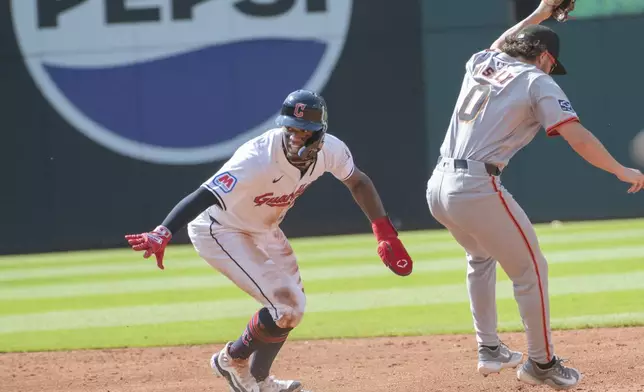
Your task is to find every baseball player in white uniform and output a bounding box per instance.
[426,1,644,390]
[125,89,414,392]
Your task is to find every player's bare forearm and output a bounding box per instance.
[344,168,413,276]
[490,2,553,50]
[557,121,623,175]
[342,169,387,222]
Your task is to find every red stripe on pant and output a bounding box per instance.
[490,177,551,361]
[248,312,288,344]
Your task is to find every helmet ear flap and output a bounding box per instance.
[297,130,325,160]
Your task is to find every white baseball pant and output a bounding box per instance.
[187,213,306,329]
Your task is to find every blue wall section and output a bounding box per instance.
[2,1,643,254]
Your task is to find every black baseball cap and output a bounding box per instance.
[516,25,567,75]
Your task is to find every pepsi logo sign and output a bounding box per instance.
[11,0,353,165]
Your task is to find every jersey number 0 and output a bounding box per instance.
[458,85,491,122]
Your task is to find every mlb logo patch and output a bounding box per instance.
[212,172,238,193]
[558,99,575,113]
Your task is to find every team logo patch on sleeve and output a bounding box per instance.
[212,172,237,193]
[558,99,575,113]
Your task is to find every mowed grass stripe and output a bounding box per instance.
[5,242,644,286]
[4,257,644,315]
[0,258,212,282]
[2,225,643,272]
[6,238,641,286]
[3,245,643,297]
[2,270,644,334]
[2,220,644,270]
[0,247,200,268]
[1,289,643,352]
[1,266,214,288]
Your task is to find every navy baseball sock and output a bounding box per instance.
[251,309,292,381]
[251,340,288,382]
[228,307,291,361]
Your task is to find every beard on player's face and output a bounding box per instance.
[283,127,314,162]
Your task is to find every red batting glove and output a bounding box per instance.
[371,216,413,276]
[124,225,172,270]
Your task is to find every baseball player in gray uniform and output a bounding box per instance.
[426,1,644,390]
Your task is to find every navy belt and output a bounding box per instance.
[438,157,501,176]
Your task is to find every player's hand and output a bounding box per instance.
[371,217,413,276]
[616,167,644,194]
[536,0,557,18]
[124,225,172,270]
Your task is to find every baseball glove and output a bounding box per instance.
[545,0,576,22]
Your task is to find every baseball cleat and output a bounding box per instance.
[258,376,304,392]
[516,356,582,390]
[477,342,523,376]
[210,342,260,392]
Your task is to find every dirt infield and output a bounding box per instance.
[3,327,644,392]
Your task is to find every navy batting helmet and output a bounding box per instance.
[276,89,328,131]
[276,89,328,160]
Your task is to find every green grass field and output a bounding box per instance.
[1,218,644,353]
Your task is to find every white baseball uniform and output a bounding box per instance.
[426,49,579,363]
[187,127,355,328]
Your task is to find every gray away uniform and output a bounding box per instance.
[426,49,579,363]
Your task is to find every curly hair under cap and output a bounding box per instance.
[501,34,548,61]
